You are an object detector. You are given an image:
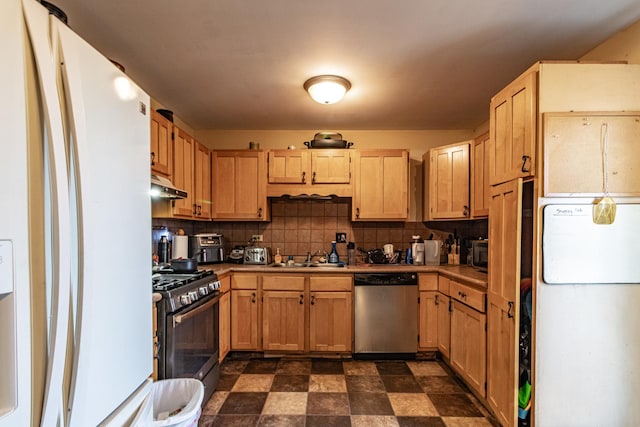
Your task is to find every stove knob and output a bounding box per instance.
[260,256,264,261]
[209,281,220,291]
[188,291,198,301]
[180,294,191,305]
[199,286,208,296]
[245,256,250,262]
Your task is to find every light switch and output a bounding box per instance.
[0,240,14,294]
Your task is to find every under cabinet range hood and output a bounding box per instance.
[150,174,187,199]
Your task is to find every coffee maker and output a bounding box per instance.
[188,233,225,264]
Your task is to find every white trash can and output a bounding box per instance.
[131,378,204,427]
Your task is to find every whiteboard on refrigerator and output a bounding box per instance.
[542,204,640,284]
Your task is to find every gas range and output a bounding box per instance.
[152,269,221,312]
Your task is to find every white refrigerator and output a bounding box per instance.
[1,0,153,425]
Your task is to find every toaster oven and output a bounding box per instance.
[471,239,488,272]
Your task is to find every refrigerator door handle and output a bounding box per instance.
[22,2,73,426]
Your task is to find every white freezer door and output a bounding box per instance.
[542,204,640,284]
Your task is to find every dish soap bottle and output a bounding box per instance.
[274,248,282,264]
[328,241,339,264]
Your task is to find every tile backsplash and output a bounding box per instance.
[152,198,487,263]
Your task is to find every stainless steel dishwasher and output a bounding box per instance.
[354,272,418,355]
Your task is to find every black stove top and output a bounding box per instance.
[153,270,220,312]
[152,270,214,292]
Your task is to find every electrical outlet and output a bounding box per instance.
[252,234,263,242]
[336,232,347,243]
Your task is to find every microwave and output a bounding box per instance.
[471,240,488,272]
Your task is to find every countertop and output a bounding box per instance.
[200,262,488,289]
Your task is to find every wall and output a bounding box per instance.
[580,18,640,64]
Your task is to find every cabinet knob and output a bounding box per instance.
[251,292,256,303]
[301,171,306,184]
[310,294,315,305]
[521,155,530,173]
[507,301,514,318]
[299,294,304,305]
[355,208,360,219]
[257,207,263,218]
[192,204,198,215]
[312,171,316,183]
[463,205,469,217]
[150,151,156,166]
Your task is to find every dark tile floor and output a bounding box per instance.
[198,356,499,426]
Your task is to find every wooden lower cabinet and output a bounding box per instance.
[231,288,260,350]
[436,291,451,359]
[450,300,486,396]
[219,291,230,362]
[263,290,306,351]
[309,291,352,352]
[418,291,438,349]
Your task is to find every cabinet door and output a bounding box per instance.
[194,141,211,219]
[268,150,308,184]
[212,151,268,220]
[419,291,438,349]
[486,179,522,427]
[490,71,537,186]
[311,150,350,184]
[543,112,640,196]
[262,291,305,351]
[451,300,486,396]
[231,289,260,350]
[150,110,172,176]
[309,291,353,352]
[219,291,230,363]
[436,292,451,358]
[428,142,470,219]
[172,128,195,217]
[471,132,490,217]
[353,150,408,220]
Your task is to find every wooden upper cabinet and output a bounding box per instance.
[212,150,269,221]
[352,149,408,221]
[471,132,490,218]
[268,150,308,184]
[171,127,195,218]
[543,112,640,197]
[424,141,470,220]
[489,69,537,186]
[193,141,211,219]
[311,150,350,184]
[150,110,172,177]
[267,149,352,197]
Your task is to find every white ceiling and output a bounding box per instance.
[52,0,640,131]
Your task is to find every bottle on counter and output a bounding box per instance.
[347,242,356,266]
[274,248,282,263]
[158,236,169,264]
[328,241,339,264]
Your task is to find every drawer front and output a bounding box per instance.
[262,274,305,291]
[450,280,485,312]
[438,275,450,296]
[310,275,353,292]
[418,273,438,291]
[231,273,259,289]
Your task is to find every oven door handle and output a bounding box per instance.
[174,295,220,325]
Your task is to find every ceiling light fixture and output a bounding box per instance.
[303,75,351,104]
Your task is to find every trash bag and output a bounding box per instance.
[131,378,204,427]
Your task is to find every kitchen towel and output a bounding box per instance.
[173,235,189,259]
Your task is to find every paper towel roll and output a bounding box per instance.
[173,235,189,259]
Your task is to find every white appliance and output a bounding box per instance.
[1,1,153,426]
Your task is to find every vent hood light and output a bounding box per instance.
[150,174,187,199]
